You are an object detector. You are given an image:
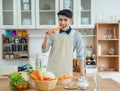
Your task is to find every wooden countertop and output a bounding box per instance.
[0,75,120,91]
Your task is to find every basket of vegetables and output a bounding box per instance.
[8,72,30,90]
[29,69,57,91]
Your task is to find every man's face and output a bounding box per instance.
[58,15,72,31]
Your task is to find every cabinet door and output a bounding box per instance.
[59,0,77,28]
[77,0,95,28]
[17,0,35,29]
[36,0,59,28]
[0,0,17,29]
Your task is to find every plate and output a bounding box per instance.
[64,86,78,90]
[58,79,72,85]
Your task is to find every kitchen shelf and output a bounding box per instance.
[98,55,119,57]
[98,39,119,41]
[2,34,29,60]
[96,23,120,72]
[4,58,29,60]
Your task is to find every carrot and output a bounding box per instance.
[51,26,63,33]
[36,69,43,80]
[30,73,38,80]
[14,72,19,74]
[58,77,64,81]
[17,85,23,90]
[63,75,73,79]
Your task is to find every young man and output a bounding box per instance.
[42,9,85,78]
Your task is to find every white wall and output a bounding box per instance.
[94,0,120,22]
[0,0,120,72]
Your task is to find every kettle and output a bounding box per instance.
[77,76,89,90]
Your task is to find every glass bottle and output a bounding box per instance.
[113,27,117,39]
[94,72,102,91]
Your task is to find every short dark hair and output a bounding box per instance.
[57,9,73,19]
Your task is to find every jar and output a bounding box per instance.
[22,30,27,36]
[78,77,89,90]
[109,48,115,55]
[5,54,10,59]
[18,30,22,36]
[10,53,14,59]
[12,30,17,36]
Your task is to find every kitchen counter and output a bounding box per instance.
[0,75,120,91]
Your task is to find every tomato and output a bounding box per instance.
[43,77,53,81]
[17,85,22,89]
[22,84,27,89]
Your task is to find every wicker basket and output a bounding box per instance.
[34,79,58,90]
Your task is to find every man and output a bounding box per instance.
[42,9,85,78]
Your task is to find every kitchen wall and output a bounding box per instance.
[0,0,120,72]
[94,0,120,21]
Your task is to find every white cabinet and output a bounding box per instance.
[77,0,95,28]
[0,0,35,29]
[0,0,95,29]
[0,0,17,29]
[36,0,59,28]
[59,0,95,28]
[17,0,35,28]
[59,0,77,28]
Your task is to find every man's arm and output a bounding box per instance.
[42,37,49,49]
[41,31,55,53]
[74,31,86,76]
[79,60,86,76]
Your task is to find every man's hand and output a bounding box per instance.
[45,29,54,39]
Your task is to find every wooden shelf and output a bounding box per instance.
[3,51,28,53]
[2,34,29,60]
[3,58,29,60]
[96,23,120,72]
[96,22,119,25]
[98,39,119,41]
[98,55,119,57]
[3,43,27,45]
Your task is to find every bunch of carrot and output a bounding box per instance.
[29,69,54,81]
[58,75,74,81]
[30,69,43,80]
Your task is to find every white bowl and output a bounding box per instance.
[77,77,89,90]
[77,81,89,90]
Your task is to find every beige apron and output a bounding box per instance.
[47,30,75,78]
